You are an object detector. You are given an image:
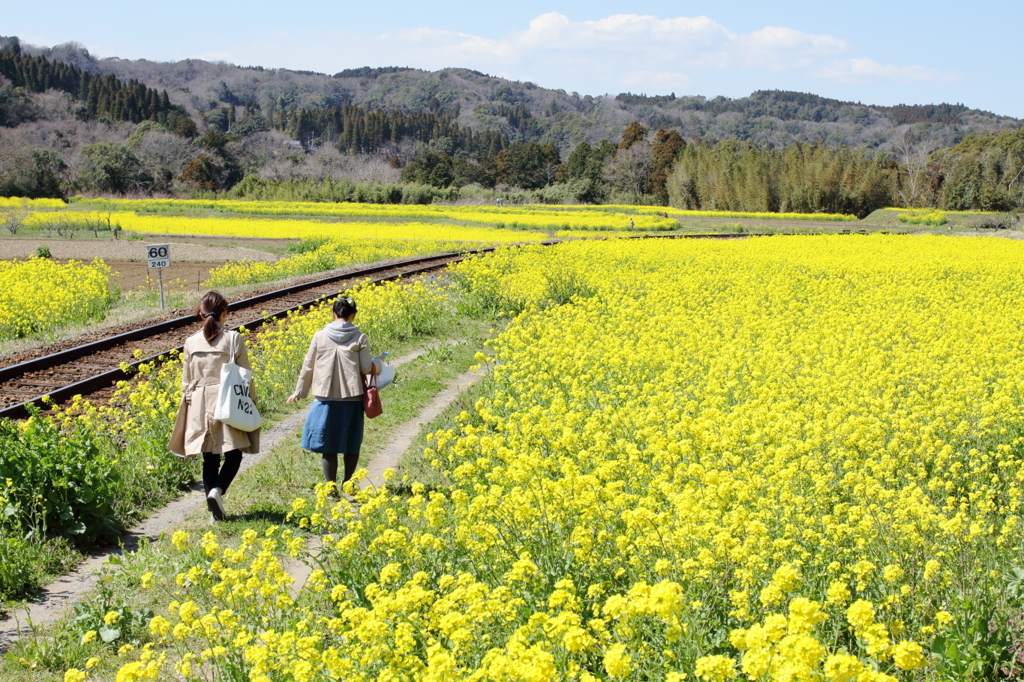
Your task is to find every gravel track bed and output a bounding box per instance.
[0,255,461,412]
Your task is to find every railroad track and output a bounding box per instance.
[0,249,499,421]
[0,233,764,421]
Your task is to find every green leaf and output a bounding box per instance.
[99,627,120,643]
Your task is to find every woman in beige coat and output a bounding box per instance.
[169,291,259,521]
[286,295,379,494]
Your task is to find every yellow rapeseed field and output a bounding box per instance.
[0,197,65,209]
[28,211,547,243]
[205,238,479,288]
[68,198,680,232]
[896,210,948,226]
[60,235,1024,681]
[0,257,114,340]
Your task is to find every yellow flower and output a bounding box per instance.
[695,655,736,682]
[882,565,904,583]
[826,580,852,606]
[603,643,632,679]
[171,531,190,551]
[890,640,926,670]
[823,654,863,682]
[847,600,875,630]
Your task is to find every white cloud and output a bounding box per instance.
[816,57,964,83]
[202,12,960,96]
[382,12,848,72]
[352,12,859,94]
[193,51,232,63]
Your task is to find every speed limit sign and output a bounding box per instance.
[147,244,171,269]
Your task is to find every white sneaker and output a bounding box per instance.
[207,488,226,521]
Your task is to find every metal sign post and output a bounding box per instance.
[147,244,171,309]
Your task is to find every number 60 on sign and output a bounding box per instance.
[147,244,171,269]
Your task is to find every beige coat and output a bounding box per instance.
[290,324,379,400]
[168,328,260,456]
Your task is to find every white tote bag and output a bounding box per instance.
[213,332,262,432]
[376,363,395,390]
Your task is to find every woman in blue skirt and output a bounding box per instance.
[286,296,381,494]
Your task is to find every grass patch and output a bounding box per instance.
[866,208,1024,232]
[0,536,79,617]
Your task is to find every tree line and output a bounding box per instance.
[375,121,1023,216]
[0,44,194,135]
[199,101,512,161]
[279,105,509,159]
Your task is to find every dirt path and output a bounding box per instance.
[360,366,485,490]
[0,340,465,651]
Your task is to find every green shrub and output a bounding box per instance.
[0,415,122,547]
[285,236,332,255]
[68,576,154,647]
[0,534,35,604]
[0,532,77,604]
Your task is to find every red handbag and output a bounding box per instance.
[363,370,382,419]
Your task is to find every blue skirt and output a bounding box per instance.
[301,400,365,454]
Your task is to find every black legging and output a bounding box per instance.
[203,450,243,495]
[321,452,360,488]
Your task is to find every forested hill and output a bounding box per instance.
[2,36,1021,213]
[13,39,1020,155]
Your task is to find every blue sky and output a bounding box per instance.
[6,0,1021,118]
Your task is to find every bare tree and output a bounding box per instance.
[605,140,653,201]
[534,160,562,188]
[0,198,29,235]
[893,127,942,207]
[136,131,198,193]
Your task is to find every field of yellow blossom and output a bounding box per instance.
[47,234,1024,682]
[24,210,549,243]
[0,257,116,340]
[204,237,477,288]
[66,198,681,232]
[0,197,65,209]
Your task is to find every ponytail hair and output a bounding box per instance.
[197,291,229,343]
